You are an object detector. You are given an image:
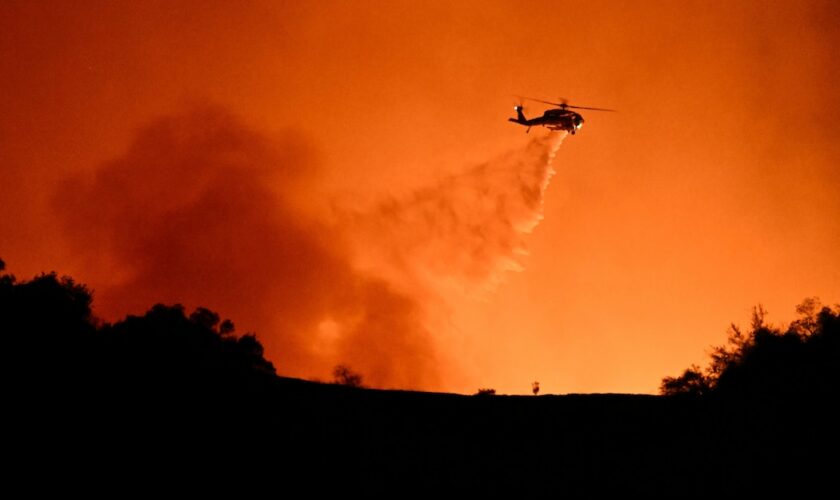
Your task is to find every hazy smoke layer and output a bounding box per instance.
[55,108,563,389]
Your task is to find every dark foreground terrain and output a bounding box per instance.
[14,377,834,495]
[3,263,837,494]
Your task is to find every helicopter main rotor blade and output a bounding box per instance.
[519,96,567,107]
[565,104,617,112]
[516,95,617,112]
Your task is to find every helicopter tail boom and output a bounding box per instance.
[511,105,527,123]
[509,106,531,132]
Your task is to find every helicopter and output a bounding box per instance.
[508,97,615,134]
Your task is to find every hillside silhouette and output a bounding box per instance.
[3,258,837,494]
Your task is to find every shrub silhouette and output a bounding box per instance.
[660,365,711,396]
[475,388,496,396]
[103,303,276,393]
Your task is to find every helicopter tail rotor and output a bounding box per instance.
[511,96,528,123]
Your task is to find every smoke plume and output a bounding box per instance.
[54,107,564,389]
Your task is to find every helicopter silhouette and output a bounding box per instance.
[509,97,615,134]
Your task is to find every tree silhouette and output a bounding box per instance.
[1,259,276,396]
[333,364,363,387]
[661,298,840,398]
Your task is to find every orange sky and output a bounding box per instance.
[2,0,839,394]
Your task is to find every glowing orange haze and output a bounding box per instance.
[2,1,838,393]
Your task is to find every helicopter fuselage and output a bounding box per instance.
[509,106,585,134]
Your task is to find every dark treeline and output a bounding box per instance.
[661,299,840,400]
[3,257,838,494]
[1,258,276,399]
